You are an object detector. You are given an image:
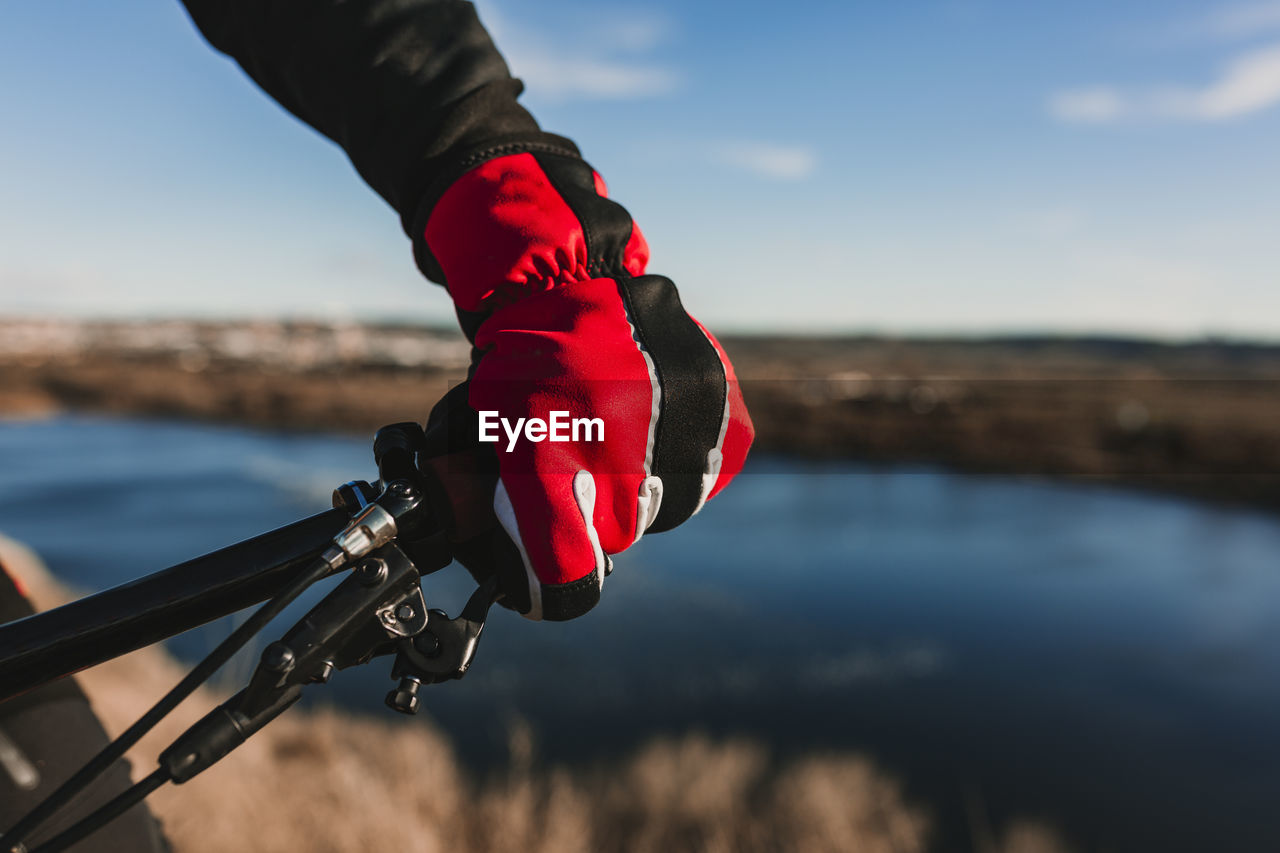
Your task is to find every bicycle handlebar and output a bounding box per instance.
[0,507,351,702]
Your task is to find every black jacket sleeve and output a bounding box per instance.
[179,0,579,255]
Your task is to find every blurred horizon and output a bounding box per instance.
[6,312,1280,345]
[3,0,1279,337]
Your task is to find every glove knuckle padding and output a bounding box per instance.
[421,150,754,620]
[471,280,648,582]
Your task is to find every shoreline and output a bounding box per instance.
[2,322,1278,513]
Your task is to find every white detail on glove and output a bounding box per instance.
[619,292,663,476]
[634,475,664,544]
[693,448,724,516]
[692,325,734,516]
[572,469,607,590]
[494,480,543,622]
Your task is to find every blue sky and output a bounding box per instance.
[2,0,1279,337]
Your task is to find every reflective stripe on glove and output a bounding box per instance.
[419,151,753,620]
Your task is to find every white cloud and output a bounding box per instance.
[715,142,817,180]
[1049,41,1280,122]
[477,2,679,101]
[502,53,678,100]
[592,14,671,53]
[1168,41,1280,117]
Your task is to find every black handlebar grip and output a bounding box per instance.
[374,422,427,485]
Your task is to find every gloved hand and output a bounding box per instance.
[416,151,752,620]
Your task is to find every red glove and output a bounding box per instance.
[418,151,752,620]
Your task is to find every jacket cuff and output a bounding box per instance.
[406,133,582,285]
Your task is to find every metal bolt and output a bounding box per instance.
[355,557,387,587]
[385,676,423,715]
[309,660,335,684]
[396,603,415,621]
[261,642,295,673]
[389,481,416,498]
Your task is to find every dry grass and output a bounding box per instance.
[3,535,1067,853]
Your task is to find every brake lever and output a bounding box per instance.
[158,539,429,784]
[384,574,501,714]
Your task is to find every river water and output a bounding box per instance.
[2,415,1279,850]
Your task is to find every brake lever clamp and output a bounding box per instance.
[384,574,501,715]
